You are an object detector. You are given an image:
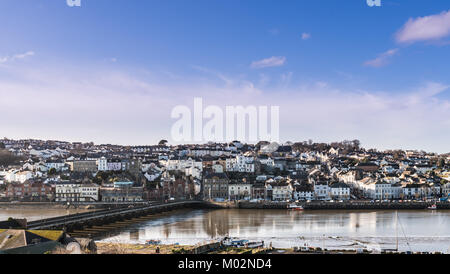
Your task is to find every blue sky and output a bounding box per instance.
[0,0,449,153]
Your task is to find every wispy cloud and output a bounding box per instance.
[191,65,235,86]
[280,72,293,86]
[1,63,449,152]
[301,33,311,40]
[0,51,35,64]
[396,10,450,44]
[364,48,399,67]
[251,56,286,69]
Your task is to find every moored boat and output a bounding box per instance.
[428,204,437,210]
[146,240,161,245]
[221,237,264,248]
[288,203,304,211]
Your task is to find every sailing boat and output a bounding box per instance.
[395,211,413,253]
[384,211,401,253]
[396,211,399,252]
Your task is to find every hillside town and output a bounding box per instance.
[0,138,449,204]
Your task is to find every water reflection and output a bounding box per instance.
[0,207,93,222]
[99,209,450,253]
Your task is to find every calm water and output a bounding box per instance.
[98,209,450,253]
[3,207,449,252]
[0,207,92,222]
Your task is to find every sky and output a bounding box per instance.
[0,0,449,153]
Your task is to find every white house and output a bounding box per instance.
[442,183,450,196]
[45,160,66,171]
[329,182,350,200]
[226,155,255,173]
[293,182,314,201]
[259,157,275,167]
[313,182,330,200]
[15,171,33,183]
[228,183,252,200]
[107,159,122,171]
[402,184,429,199]
[212,164,224,173]
[55,182,99,202]
[97,157,108,171]
[266,181,293,201]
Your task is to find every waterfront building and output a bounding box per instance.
[443,182,450,196]
[313,181,331,201]
[292,182,314,201]
[6,181,53,200]
[55,182,99,202]
[251,182,266,200]
[329,182,351,200]
[402,183,427,199]
[265,180,293,201]
[228,180,252,201]
[100,184,144,202]
[203,172,229,200]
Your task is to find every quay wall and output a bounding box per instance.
[238,201,450,210]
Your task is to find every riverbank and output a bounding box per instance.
[93,242,332,254]
[237,201,450,210]
[93,242,445,255]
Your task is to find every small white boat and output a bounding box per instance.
[221,237,263,248]
[428,204,437,210]
[288,203,304,211]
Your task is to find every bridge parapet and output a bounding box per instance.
[27,200,207,230]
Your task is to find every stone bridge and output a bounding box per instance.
[26,200,215,232]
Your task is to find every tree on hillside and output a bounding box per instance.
[48,168,57,176]
[0,150,24,167]
[158,140,168,145]
[437,158,445,168]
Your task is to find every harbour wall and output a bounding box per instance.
[238,201,450,210]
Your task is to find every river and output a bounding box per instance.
[3,207,449,253]
[97,209,450,253]
[0,206,92,222]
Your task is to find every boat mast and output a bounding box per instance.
[396,211,399,251]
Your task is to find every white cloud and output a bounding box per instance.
[13,51,35,60]
[364,48,398,67]
[0,63,449,153]
[0,51,35,64]
[301,33,311,40]
[396,10,450,44]
[251,56,286,69]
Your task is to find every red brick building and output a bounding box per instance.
[6,181,53,200]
